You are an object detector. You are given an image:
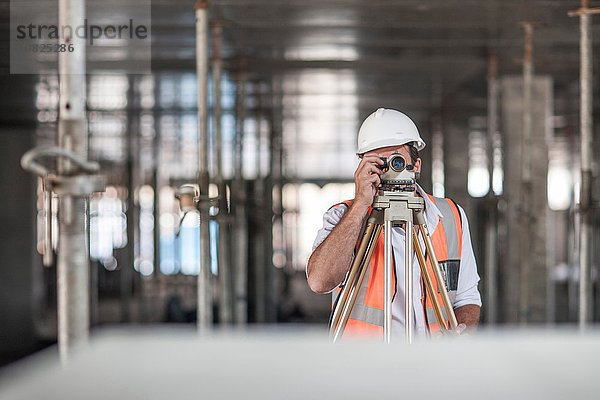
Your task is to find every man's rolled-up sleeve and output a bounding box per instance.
[311,204,348,252]
[306,204,348,280]
[453,205,483,309]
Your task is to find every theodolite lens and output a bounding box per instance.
[390,155,406,172]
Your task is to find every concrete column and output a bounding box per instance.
[500,75,552,323]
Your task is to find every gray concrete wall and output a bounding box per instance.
[500,75,552,323]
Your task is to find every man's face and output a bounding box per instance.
[363,144,421,173]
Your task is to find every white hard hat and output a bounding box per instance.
[356,108,425,155]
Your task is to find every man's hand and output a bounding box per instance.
[437,306,479,338]
[453,323,467,335]
[354,155,384,209]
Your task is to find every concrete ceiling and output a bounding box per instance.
[147,0,595,123]
[0,0,596,125]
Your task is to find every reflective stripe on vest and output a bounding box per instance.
[432,196,462,260]
[332,259,385,327]
[329,196,463,338]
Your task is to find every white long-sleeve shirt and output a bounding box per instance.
[310,185,482,338]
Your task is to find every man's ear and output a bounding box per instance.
[414,158,422,172]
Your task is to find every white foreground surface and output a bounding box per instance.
[0,326,598,399]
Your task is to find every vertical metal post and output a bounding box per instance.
[486,54,499,324]
[405,220,414,343]
[56,0,89,362]
[150,169,160,318]
[151,79,161,290]
[211,21,233,324]
[43,181,53,267]
[519,22,534,324]
[254,84,266,322]
[383,221,392,343]
[578,1,594,328]
[121,77,135,322]
[268,77,283,322]
[430,78,444,198]
[212,22,223,185]
[233,63,248,324]
[195,0,212,330]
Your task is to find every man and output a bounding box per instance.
[307,108,481,339]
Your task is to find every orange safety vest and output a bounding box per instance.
[331,194,463,338]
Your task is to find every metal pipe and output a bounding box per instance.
[519,22,534,324]
[212,21,233,324]
[150,169,160,320]
[579,1,593,328]
[57,0,89,362]
[212,22,223,183]
[21,146,99,176]
[404,220,414,343]
[234,61,246,185]
[485,54,499,324]
[254,87,266,322]
[195,0,213,331]
[233,63,248,324]
[269,77,284,322]
[122,79,135,322]
[43,180,53,267]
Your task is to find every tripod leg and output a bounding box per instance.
[404,220,414,344]
[330,219,374,332]
[331,224,382,342]
[418,225,458,330]
[384,221,393,343]
[412,228,448,333]
[330,209,378,337]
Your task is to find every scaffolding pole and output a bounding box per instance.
[570,1,598,327]
[268,77,283,322]
[56,0,90,361]
[519,22,534,323]
[195,0,213,330]
[579,5,594,328]
[212,21,233,324]
[121,77,135,323]
[22,10,104,356]
[233,60,248,324]
[254,85,267,322]
[486,54,499,324]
